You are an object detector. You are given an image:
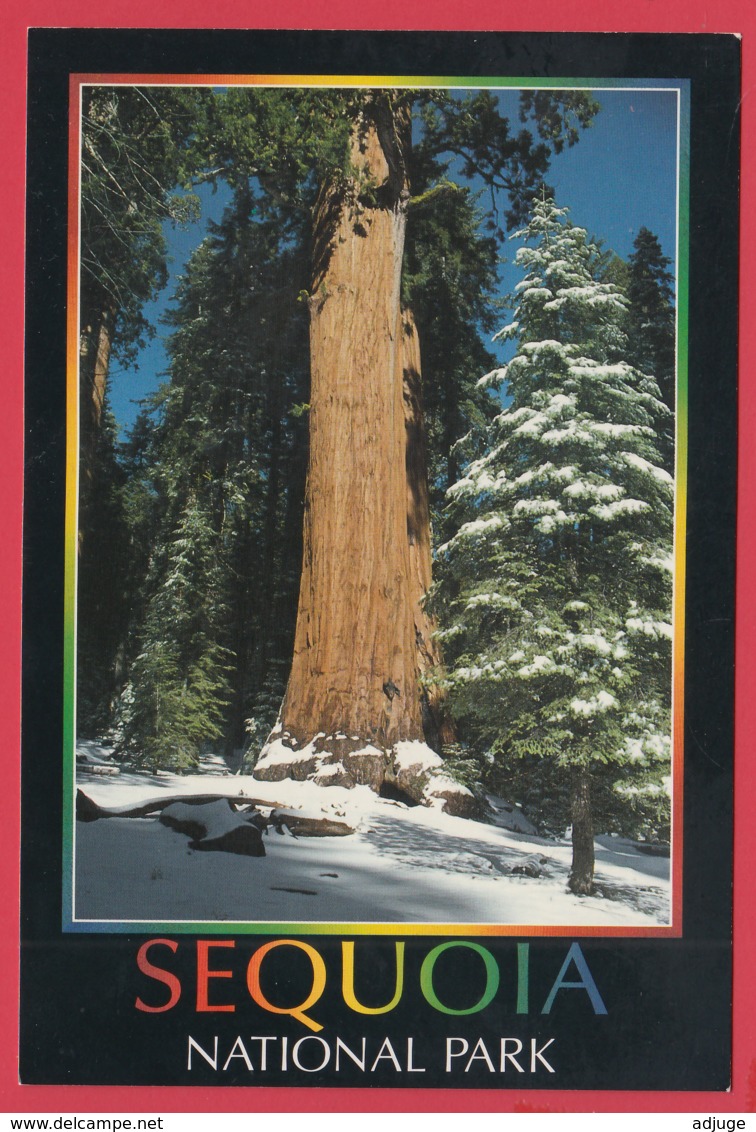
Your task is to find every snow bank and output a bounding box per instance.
[392,741,443,772]
[252,732,479,818]
[257,733,327,768]
[73,757,670,927]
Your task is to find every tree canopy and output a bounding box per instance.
[78,85,602,764]
[626,226,676,417]
[80,85,208,366]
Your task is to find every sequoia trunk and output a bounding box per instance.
[280,100,419,748]
[254,98,471,812]
[401,307,455,752]
[79,300,117,495]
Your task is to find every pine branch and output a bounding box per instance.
[407,179,465,211]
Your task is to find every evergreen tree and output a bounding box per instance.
[626,227,676,415]
[117,493,233,771]
[79,86,207,475]
[115,185,309,766]
[434,196,674,892]
[402,180,501,519]
[77,87,210,734]
[76,398,132,732]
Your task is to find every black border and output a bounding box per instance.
[22,29,739,1089]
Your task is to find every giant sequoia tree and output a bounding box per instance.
[238,88,599,800]
[80,86,599,794]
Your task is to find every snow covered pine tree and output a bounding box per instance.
[435,195,674,894]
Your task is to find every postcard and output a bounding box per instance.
[19,28,739,1093]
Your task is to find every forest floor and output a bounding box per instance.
[73,743,671,928]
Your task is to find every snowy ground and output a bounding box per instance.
[74,743,670,928]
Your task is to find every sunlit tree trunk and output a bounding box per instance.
[79,299,117,517]
[255,96,472,814]
[279,98,422,750]
[400,307,455,752]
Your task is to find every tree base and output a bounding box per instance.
[252,727,482,818]
[567,872,595,897]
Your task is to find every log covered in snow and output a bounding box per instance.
[159,799,266,857]
[267,809,354,838]
[75,789,273,822]
[75,789,355,842]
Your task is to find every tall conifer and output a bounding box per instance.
[626,226,676,415]
[435,196,674,892]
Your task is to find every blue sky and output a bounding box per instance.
[106,85,681,433]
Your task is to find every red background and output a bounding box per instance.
[2,0,752,1112]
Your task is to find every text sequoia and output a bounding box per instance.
[136,939,607,1030]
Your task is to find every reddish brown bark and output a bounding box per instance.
[80,305,116,451]
[401,308,455,750]
[279,99,431,751]
[78,302,117,548]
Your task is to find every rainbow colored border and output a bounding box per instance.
[64,73,690,937]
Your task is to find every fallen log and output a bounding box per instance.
[159,800,266,857]
[76,789,282,822]
[76,789,354,837]
[268,810,354,838]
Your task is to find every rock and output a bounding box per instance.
[510,854,549,878]
[423,773,485,820]
[255,733,391,792]
[484,793,538,834]
[341,745,388,791]
[253,730,482,819]
[253,732,323,781]
[192,824,266,857]
[254,755,320,783]
[159,809,207,841]
[391,739,444,803]
[313,761,353,788]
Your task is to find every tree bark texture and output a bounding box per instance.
[254,98,479,816]
[278,100,421,751]
[401,307,455,752]
[569,766,595,895]
[79,301,116,485]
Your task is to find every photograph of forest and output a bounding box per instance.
[72,81,679,928]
